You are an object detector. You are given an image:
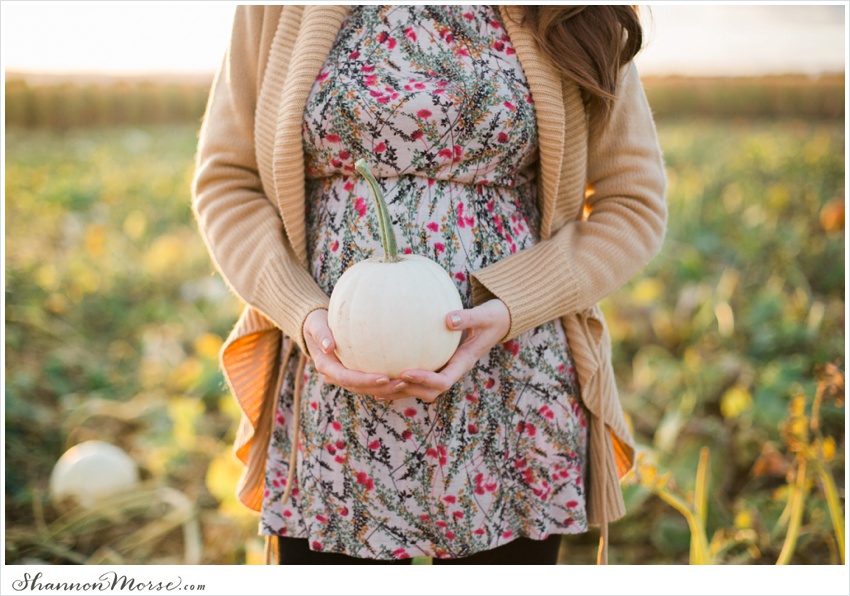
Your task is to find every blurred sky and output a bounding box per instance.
[1,2,846,77]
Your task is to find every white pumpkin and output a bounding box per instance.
[49,440,140,510]
[328,160,463,378]
[329,254,463,377]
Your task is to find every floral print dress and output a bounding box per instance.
[261,5,588,560]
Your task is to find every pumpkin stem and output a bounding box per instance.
[355,158,400,263]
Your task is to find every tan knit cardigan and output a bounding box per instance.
[192,5,667,563]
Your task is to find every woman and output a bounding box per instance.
[193,5,666,565]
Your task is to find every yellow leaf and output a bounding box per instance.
[194,333,223,362]
[734,510,752,529]
[145,445,173,477]
[84,223,106,259]
[821,437,836,462]
[684,347,702,370]
[123,210,147,240]
[73,266,102,295]
[219,394,242,423]
[244,538,266,566]
[720,385,752,419]
[788,418,808,441]
[144,234,185,276]
[44,293,68,314]
[715,268,740,301]
[632,278,663,306]
[772,485,790,502]
[36,264,60,291]
[168,396,204,450]
[206,449,244,506]
[638,461,658,486]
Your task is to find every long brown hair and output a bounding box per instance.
[515,5,643,131]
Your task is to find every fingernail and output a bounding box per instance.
[401,374,414,383]
[395,382,407,391]
[376,377,390,385]
[450,314,461,327]
[321,338,331,352]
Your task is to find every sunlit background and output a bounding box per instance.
[1,3,846,76]
[3,0,847,588]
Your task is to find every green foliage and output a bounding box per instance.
[636,366,844,565]
[5,126,249,564]
[610,118,845,564]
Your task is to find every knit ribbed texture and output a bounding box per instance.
[254,5,293,200]
[191,5,667,552]
[470,239,580,340]
[272,5,349,267]
[218,307,283,511]
[193,6,331,357]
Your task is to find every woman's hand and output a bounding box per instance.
[303,309,408,398]
[391,299,511,403]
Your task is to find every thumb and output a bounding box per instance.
[447,300,510,334]
[305,309,335,354]
[319,335,334,354]
[446,308,480,331]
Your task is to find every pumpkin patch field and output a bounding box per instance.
[4,80,845,565]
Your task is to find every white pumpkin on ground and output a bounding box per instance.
[328,159,463,378]
[49,440,140,510]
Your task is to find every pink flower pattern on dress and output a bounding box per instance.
[261,5,587,560]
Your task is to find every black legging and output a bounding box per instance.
[275,535,562,565]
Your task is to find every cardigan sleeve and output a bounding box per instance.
[192,6,330,354]
[469,63,668,340]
